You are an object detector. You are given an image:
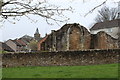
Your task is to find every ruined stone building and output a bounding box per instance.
[39,23,119,51]
[91,31,118,49]
[90,19,120,48]
[41,23,91,51]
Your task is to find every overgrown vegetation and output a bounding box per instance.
[2,64,118,78]
[0,51,8,54]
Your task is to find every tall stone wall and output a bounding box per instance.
[2,49,119,67]
[41,23,91,51]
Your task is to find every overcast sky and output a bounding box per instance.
[0,0,119,42]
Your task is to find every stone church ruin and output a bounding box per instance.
[40,23,119,51]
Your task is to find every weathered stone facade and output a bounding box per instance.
[41,23,119,51]
[41,23,91,51]
[91,31,118,49]
[93,31,119,49]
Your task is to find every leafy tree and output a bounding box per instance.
[95,6,119,22]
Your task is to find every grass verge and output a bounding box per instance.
[2,63,118,78]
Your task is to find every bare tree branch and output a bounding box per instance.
[0,0,72,25]
[84,0,107,17]
[95,6,119,22]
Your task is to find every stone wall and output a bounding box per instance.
[2,49,119,67]
[91,31,118,49]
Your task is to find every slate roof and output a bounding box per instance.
[90,19,120,30]
[19,35,34,44]
[12,40,21,46]
[22,35,33,39]
[16,40,26,46]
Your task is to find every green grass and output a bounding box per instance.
[2,64,118,78]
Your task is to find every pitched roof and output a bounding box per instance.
[20,39,29,44]
[12,40,21,46]
[22,35,33,39]
[0,42,14,52]
[90,19,120,30]
[19,35,33,44]
[16,40,26,46]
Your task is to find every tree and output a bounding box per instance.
[95,6,120,48]
[0,0,119,25]
[28,40,37,51]
[0,0,72,25]
[95,6,119,22]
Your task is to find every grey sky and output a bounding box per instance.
[0,0,119,42]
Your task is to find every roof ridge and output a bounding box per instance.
[90,19,120,30]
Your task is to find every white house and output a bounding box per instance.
[90,19,120,39]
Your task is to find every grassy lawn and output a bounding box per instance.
[2,64,118,78]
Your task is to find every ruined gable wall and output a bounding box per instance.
[92,31,118,49]
[54,24,91,51]
[68,26,91,50]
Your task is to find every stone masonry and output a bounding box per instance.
[91,31,118,49]
[40,23,119,51]
[41,23,91,51]
[2,49,119,67]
